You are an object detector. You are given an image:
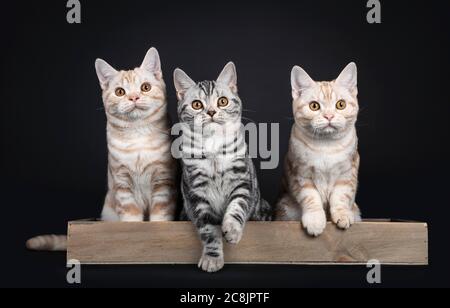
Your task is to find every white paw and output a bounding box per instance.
[222,218,244,245]
[331,209,355,230]
[302,211,327,237]
[198,253,224,273]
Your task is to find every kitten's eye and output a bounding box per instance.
[218,97,229,108]
[115,88,126,97]
[192,101,204,110]
[336,100,347,110]
[141,82,151,93]
[309,101,321,111]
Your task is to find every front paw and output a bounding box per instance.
[331,208,355,230]
[302,211,327,237]
[222,218,244,245]
[198,253,224,273]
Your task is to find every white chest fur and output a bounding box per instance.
[292,130,357,202]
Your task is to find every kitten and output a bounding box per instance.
[174,62,272,272]
[26,48,177,251]
[97,48,177,222]
[275,63,362,236]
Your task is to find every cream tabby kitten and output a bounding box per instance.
[275,63,361,236]
[26,48,177,251]
[97,48,177,222]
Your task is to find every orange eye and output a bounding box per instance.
[218,97,229,108]
[141,82,151,92]
[309,101,321,111]
[192,101,204,110]
[336,100,347,110]
[115,88,126,97]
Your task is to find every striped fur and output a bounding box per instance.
[26,235,67,251]
[174,62,272,272]
[275,63,362,236]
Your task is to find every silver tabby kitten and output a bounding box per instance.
[174,62,272,273]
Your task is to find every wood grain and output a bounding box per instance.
[67,221,428,265]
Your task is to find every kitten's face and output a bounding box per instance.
[291,63,359,137]
[174,62,241,131]
[95,48,166,121]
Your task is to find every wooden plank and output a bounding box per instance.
[67,221,428,265]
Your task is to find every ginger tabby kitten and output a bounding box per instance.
[276,63,361,236]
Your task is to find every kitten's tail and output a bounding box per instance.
[26,235,67,251]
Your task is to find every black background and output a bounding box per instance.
[2,0,449,288]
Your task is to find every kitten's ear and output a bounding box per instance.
[217,62,238,93]
[336,62,358,94]
[174,68,196,100]
[95,59,118,90]
[141,47,163,80]
[291,66,315,100]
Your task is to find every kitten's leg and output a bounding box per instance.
[111,168,144,222]
[330,154,360,230]
[294,180,326,236]
[182,166,224,272]
[329,178,358,229]
[222,193,249,245]
[101,191,120,222]
[115,187,144,222]
[102,169,120,222]
[149,167,177,222]
[194,211,224,273]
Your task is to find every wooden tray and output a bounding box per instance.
[67,220,428,265]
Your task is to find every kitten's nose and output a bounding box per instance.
[323,114,334,121]
[128,95,140,103]
[207,110,217,118]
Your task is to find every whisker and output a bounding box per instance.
[241,116,257,124]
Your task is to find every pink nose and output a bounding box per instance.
[207,110,217,118]
[128,95,140,103]
[323,114,334,121]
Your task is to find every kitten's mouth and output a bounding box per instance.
[122,103,149,113]
[132,103,151,111]
[116,106,150,121]
[135,106,149,111]
[322,125,339,134]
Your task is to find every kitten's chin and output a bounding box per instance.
[308,125,352,140]
[111,109,150,122]
[321,126,338,135]
[298,124,341,139]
